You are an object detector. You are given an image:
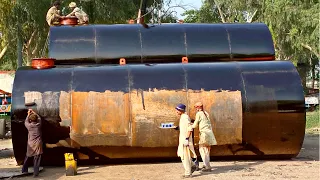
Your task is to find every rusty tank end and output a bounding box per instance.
[11,24,305,165]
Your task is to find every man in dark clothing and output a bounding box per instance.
[22,109,43,177]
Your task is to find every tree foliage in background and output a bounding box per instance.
[0,0,53,70]
[0,0,177,70]
[0,0,19,70]
[183,0,319,90]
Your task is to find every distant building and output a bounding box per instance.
[0,71,14,94]
[0,71,14,115]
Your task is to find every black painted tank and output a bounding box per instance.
[49,23,275,64]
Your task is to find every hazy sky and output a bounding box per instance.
[169,0,203,19]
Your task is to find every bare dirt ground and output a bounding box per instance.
[0,134,319,180]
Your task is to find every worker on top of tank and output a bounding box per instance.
[128,19,135,24]
[66,2,89,24]
[175,104,199,178]
[46,1,64,26]
[22,109,43,177]
[188,102,217,172]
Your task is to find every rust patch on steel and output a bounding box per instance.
[70,91,130,147]
[130,89,187,147]
[24,89,242,148]
[130,89,242,147]
[188,89,242,145]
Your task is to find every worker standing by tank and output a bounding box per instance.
[175,104,198,178]
[66,2,89,24]
[188,102,217,172]
[22,109,43,177]
[46,1,64,26]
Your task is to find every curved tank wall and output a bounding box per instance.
[11,61,305,165]
[49,23,275,65]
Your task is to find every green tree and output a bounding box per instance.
[0,0,51,69]
[0,0,18,70]
[183,0,319,90]
[0,0,177,70]
[263,0,319,90]
[183,1,220,23]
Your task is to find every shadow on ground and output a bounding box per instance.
[295,134,319,161]
[191,161,264,178]
[0,148,14,160]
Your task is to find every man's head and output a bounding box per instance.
[178,19,184,24]
[29,114,38,122]
[175,104,186,115]
[194,102,203,111]
[69,2,77,10]
[128,19,135,24]
[53,1,61,8]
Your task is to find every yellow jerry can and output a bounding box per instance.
[64,153,77,176]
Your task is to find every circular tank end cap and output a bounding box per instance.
[31,58,56,69]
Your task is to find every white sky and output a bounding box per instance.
[169,0,203,19]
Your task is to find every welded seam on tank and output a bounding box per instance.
[182,65,189,112]
[241,70,296,74]
[94,27,98,64]
[223,25,233,60]
[53,39,94,42]
[138,27,143,63]
[141,90,145,110]
[182,24,188,94]
[70,67,74,132]
[184,27,188,57]
[238,64,248,113]
[127,66,133,145]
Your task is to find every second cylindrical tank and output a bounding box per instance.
[11,61,305,165]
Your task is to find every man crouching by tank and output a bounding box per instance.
[174,104,199,178]
[22,109,43,177]
[66,2,89,24]
[46,1,64,26]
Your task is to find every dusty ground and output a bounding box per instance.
[0,134,319,180]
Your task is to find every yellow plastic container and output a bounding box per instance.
[64,153,77,176]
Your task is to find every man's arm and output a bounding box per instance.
[186,128,192,139]
[184,124,193,146]
[186,116,193,139]
[186,113,200,138]
[186,121,195,139]
[36,114,42,126]
[191,113,200,129]
[66,8,80,17]
[66,12,75,17]
[24,110,31,127]
[53,8,63,19]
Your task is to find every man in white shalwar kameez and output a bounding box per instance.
[175,104,197,178]
[190,102,217,172]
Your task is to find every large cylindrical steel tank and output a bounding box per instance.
[11,23,305,165]
[49,23,275,64]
